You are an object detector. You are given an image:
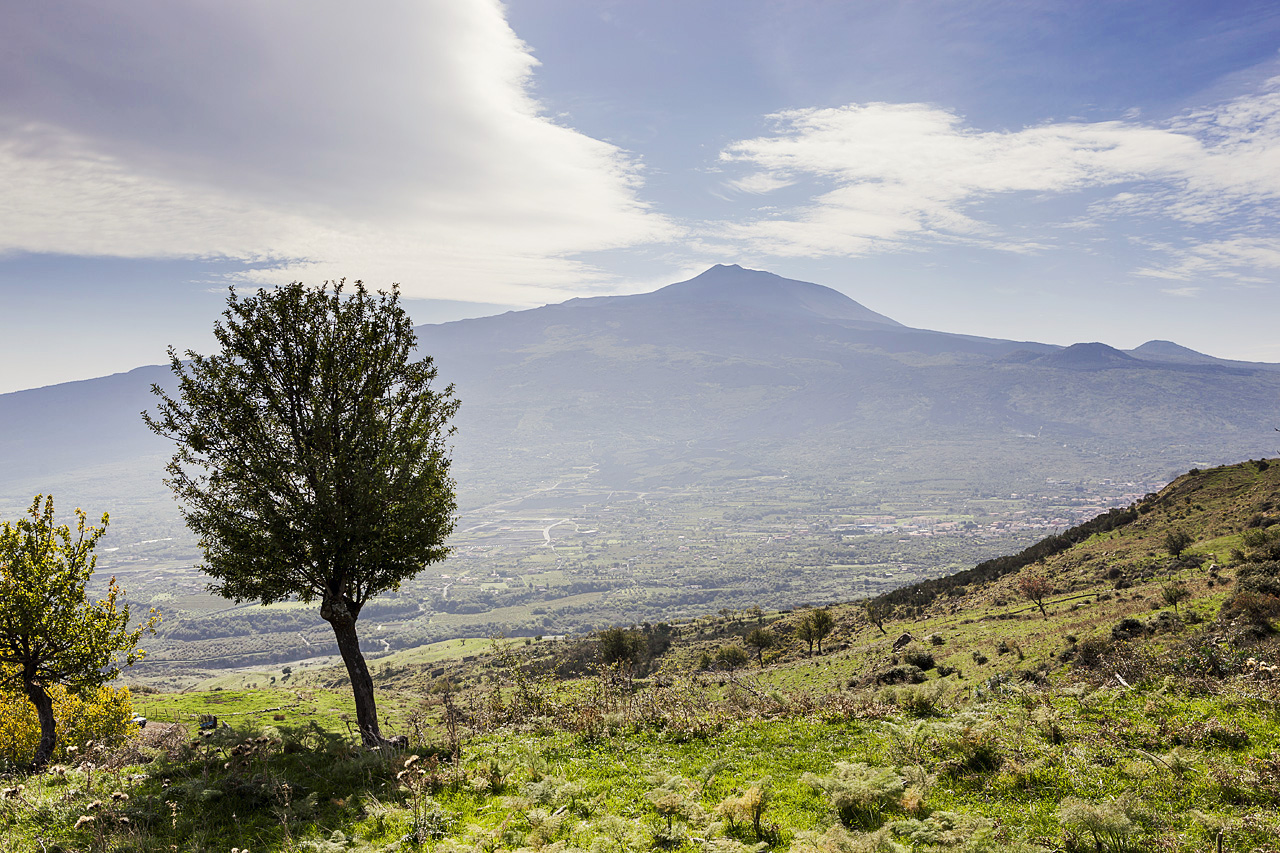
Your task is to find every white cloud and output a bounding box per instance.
[1135,237,1280,283]
[715,84,1280,280]
[0,0,677,303]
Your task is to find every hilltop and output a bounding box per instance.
[6,458,1280,852]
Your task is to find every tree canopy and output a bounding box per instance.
[0,495,157,771]
[144,280,459,744]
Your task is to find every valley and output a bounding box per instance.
[93,456,1158,685]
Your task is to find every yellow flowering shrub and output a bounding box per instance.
[0,682,135,769]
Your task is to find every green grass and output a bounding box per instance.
[7,671,1280,852]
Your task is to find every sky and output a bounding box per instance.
[3,0,1280,393]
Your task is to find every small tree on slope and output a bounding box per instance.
[1016,573,1054,617]
[0,496,157,771]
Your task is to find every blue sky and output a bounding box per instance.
[3,0,1280,392]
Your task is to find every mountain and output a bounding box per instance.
[6,263,1280,508]
[416,266,1280,481]
[1127,339,1280,372]
[4,264,1280,651]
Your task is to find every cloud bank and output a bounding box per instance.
[4,1,1280,303]
[0,0,676,304]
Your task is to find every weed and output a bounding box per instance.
[1058,792,1143,852]
[802,762,912,829]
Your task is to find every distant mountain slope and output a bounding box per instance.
[1127,339,1280,372]
[1031,342,1142,370]
[0,364,171,484]
[3,264,1280,545]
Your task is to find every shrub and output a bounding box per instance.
[1237,560,1280,597]
[875,665,926,685]
[1073,636,1114,669]
[938,718,1003,775]
[1111,618,1147,641]
[900,648,936,671]
[1161,584,1191,613]
[1058,793,1142,852]
[802,762,909,828]
[1220,591,1280,632]
[714,644,749,670]
[0,682,134,770]
[894,680,948,718]
[1242,528,1270,548]
[715,780,771,840]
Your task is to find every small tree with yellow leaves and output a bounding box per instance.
[0,496,158,771]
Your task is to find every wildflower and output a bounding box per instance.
[74,815,96,829]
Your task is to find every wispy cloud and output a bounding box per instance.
[715,83,1280,281]
[0,0,677,304]
[1135,237,1280,283]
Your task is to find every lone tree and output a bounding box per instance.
[1016,573,1054,617]
[863,599,890,635]
[808,608,835,654]
[0,496,157,771]
[144,281,458,746]
[1164,529,1194,559]
[1161,583,1191,614]
[744,627,777,665]
[598,627,647,667]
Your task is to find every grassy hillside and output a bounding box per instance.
[4,460,1280,852]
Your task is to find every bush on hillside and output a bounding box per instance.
[1072,636,1114,669]
[1237,560,1280,598]
[802,762,911,829]
[874,665,927,686]
[901,648,936,671]
[1111,618,1149,641]
[0,682,134,771]
[714,644,749,670]
[1058,793,1142,852]
[1220,591,1280,634]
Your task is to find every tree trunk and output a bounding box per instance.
[325,612,383,746]
[23,678,57,772]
